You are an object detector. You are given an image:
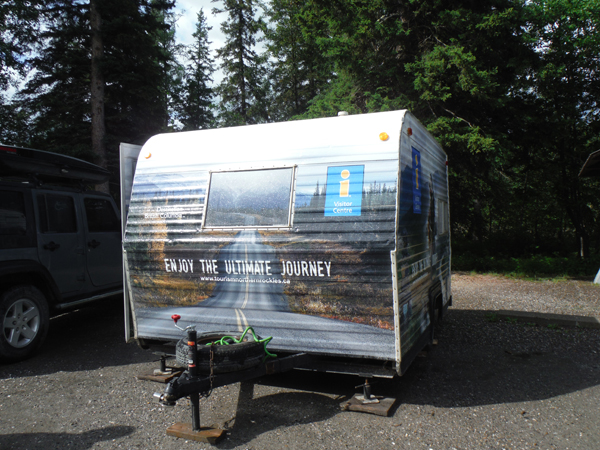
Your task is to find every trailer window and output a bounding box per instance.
[204,167,294,228]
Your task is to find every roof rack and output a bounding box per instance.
[0,144,110,185]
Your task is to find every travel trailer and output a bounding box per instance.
[121,110,451,380]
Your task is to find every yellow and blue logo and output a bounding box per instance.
[325,165,364,217]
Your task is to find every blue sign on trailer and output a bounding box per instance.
[324,165,364,217]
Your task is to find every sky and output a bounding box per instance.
[175,0,225,48]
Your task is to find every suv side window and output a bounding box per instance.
[37,194,77,233]
[84,198,119,232]
[0,190,27,236]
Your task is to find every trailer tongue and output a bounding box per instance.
[152,314,395,443]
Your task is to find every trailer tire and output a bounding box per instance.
[429,295,443,342]
[175,332,265,373]
[432,295,443,327]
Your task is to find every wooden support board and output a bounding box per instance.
[166,423,226,444]
[340,394,396,417]
[137,369,183,383]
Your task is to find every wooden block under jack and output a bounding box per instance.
[137,369,183,383]
[166,423,226,444]
[340,394,396,416]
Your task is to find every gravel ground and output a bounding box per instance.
[1,274,599,450]
[452,273,600,319]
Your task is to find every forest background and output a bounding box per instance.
[1,0,599,276]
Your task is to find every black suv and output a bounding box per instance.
[0,145,122,362]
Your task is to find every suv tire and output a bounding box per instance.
[0,286,49,362]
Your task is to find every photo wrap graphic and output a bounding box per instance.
[324,165,365,217]
[412,147,422,214]
[125,161,402,357]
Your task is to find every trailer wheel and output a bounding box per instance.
[0,286,49,362]
[175,332,265,373]
[429,295,443,342]
[432,296,443,326]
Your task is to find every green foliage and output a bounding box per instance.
[6,0,177,187]
[523,0,600,258]
[0,1,43,91]
[212,0,268,126]
[101,0,178,148]
[16,1,93,159]
[263,0,332,121]
[485,312,499,322]
[299,71,362,119]
[453,253,600,278]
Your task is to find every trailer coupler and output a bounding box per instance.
[158,352,311,405]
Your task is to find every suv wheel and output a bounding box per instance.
[0,286,49,362]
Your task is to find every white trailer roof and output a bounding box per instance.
[138,110,408,173]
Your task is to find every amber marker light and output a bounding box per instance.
[145,152,152,159]
[379,132,389,141]
[407,127,413,136]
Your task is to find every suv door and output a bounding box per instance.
[35,191,86,295]
[82,195,122,287]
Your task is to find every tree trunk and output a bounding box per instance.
[90,0,108,193]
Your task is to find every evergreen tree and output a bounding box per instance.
[13,0,177,194]
[176,8,215,131]
[263,0,331,121]
[525,0,600,257]
[0,1,42,94]
[299,0,539,253]
[17,1,92,158]
[101,0,177,151]
[90,0,107,190]
[0,1,42,145]
[212,0,268,126]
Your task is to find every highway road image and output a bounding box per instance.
[133,228,396,360]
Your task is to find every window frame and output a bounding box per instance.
[83,196,120,233]
[37,193,78,234]
[201,165,297,230]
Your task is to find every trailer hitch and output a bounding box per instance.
[153,391,176,406]
[156,314,310,443]
[159,351,311,404]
